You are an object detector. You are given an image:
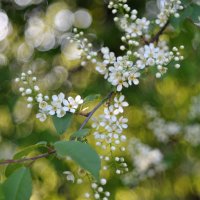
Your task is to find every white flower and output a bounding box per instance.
[143,43,159,59]
[96,62,108,77]
[19,87,24,92]
[103,52,116,64]
[126,23,142,37]
[100,118,112,131]
[36,93,43,103]
[63,171,75,182]
[114,95,128,114]
[136,17,150,30]
[51,92,65,107]
[116,116,128,130]
[56,108,66,118]
[39,101,48,110]
[36,112,47,122]
[63,97,77,113]
[184,124,200,146]
[101,47,109,54]
[75,95,83,105]
[136,59,146,69]
[25,88,32,95]
[104,106,117,122]
[100,178,107,185]
[128,71,140,86]
[27,97,33,102]
[156,0,183,27]
[34,85,40,91]
[129,139,164,175]
[146,57,155,66]
[47,104,58,116]
[92,118,101,130]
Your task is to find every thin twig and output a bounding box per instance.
[79,90,114,130]
[149,20,170,44]
[0,150,56,165]
[68,65,84,74]
[77,111,90,117]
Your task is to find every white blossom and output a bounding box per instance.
[63,171,75,183]
[36,112,47,122]
[114,95,128,114]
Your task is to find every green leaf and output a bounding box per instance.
[5,163,24,178]
[71,129,91,138]
[84,94,101,103]
[170,5,193,30]
[54,141,101,180]
[190,4,200,24]
[0,184,5,200]
[3,167,32,200]
[171,4,200,30]
[52,112,73,135]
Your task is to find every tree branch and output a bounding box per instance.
[68,65,84,74]
[79,90,114,130]
[0,150,56,165]
[149,20,170,44]
[0,91,114,165]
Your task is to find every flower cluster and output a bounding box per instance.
[145,105,182,143]
[96,43,184,91]
[144,102,200,147]
[84,180,110,200]
[15,70,40,109]
[156,0,183,27]
[36,93,83,122]
[92,94,128,150]
[189,94,200,120]
[148,118,181,143]
[92,94,129,175]
[122,138,164,184]
[136,43,184,78]
[184,124,200,146]
[68,0,184,92]
[15,70,83,122]
[63,169,110,200]
[108,1,150,45]
[67,28,97,66]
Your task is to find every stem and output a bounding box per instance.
[0,150,56,165]
[149,20,170,44]
[79,91,114,130]
[68,65,84,74]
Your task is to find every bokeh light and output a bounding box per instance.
[54,9,74,32]
[74,9,92,29]
[0,10,10,41]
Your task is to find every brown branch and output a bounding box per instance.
[148,20,170,44]
[78,90,114,130]
[68,65,84,74]
[77,111,90,117]
[0,150,56,165]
